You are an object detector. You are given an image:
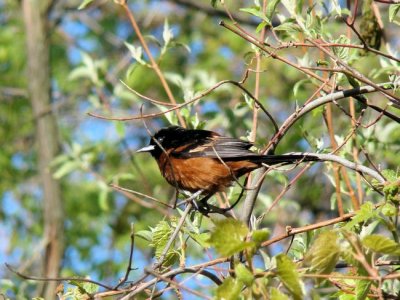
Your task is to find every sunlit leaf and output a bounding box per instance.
[270,287,290,300]
[208,219,254,256]
[305,231,340,276]
[362,234,400,255]
[276,254,303,300]
[215,277,242,300]
[78,0,94,10]
[235,263,254,287]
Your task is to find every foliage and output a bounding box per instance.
[1,0,399,299]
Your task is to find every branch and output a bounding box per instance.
[114,224,137,289]
[241,81,397,225]
[5,263,114,291]
[118,2,186,127]
[119,257,228,299]
[145,268,212,299]
[293,152,386,183]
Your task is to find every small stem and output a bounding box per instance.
[120,2,186,127]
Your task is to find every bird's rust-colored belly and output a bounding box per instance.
[157,154,259,193]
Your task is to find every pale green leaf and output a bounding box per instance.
[273,22,301,32]
[305,231,340,275]
[162,19,173,45]
[78,0,94,10]
[362,234,400,255]
[124,42,146,65]
[276,254,303,300]
[151,221,178,266]
[215,277,242,300]
[68,66,92,81]
[187,232,210,248]
[240,7,269,23]
[98,187,109,211]
[53,161,81,179]
[266,0,281,22]
[356,279,371,300]
[235,263,254,287]
[343,202,377,230]
[114,121,126,138]
[293,78,311,97]
[270,287,290,300]
[252,228,270,245]
[208,219,254,256]
[389,4,400,23]
[135,230,152,242]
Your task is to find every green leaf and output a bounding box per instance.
[383,180,400,203]
[362,234,400,255]
[98,185,109,211]
[162,19,173,46]
[68,279,99,294]
[215,277,243,300]
[256,21,268,33]
[381,202,397,217]
[124,42,146,65]
[389,4,400,23]
[275,254,303,300]
[332,35,350,60]
[293,78,311,97]
[343,202,377,230]
[235,263,254,287]
[273,22,301,33]
[305,231,340,275]
[240,7,269,24]
[252,229,270,245]
[187,232,210,248]
[208,219,254,256]
[135,230,152,242]
[53,161,81,179]
[356,278,371,300]
[155,103,178,126]
[68,66,92,81]
[78,0,94,10]
[150,221,178,266]
[114,121,126,138]
[270,287,290,300]
[265,0,281,22]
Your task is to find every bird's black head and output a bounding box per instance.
[137,126,213,159]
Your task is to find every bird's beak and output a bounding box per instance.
[136,145,155,153]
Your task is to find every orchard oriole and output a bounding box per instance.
[137,126,318,214]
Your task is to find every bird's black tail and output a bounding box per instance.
[246,153,320,165]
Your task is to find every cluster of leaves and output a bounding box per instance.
[130,193,399,299]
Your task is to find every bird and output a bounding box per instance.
[137,126,318,214]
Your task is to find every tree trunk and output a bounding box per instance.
[22,1,64,298]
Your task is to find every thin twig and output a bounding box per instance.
[154,201,194,269]
[5,263,115,291]
[119,257,228,299]
[114,224,137,289]
[119,1,186,127]
[145,268,212,300]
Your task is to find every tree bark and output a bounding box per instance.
[22,1,64,298]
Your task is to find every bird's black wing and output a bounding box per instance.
[173,135,259,159]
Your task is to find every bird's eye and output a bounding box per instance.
[157,136,164,143]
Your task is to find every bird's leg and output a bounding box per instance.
[173,190,181,209]
[195,193,213,216]
[203,176,248,214]
[220,177,248,212]
[192,189,245,216]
